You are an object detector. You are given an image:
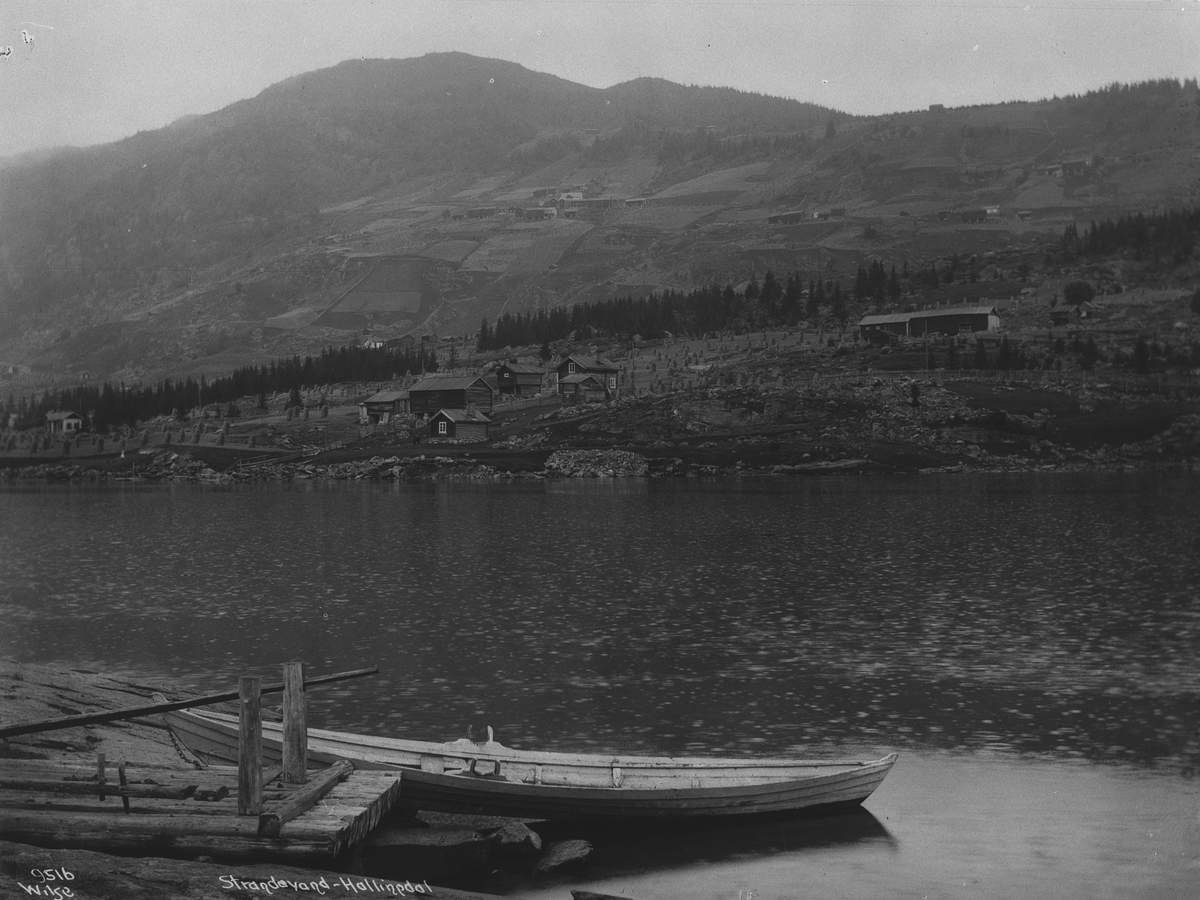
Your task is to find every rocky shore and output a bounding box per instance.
[3,376,1197,484]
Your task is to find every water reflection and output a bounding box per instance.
[431,809,895,894]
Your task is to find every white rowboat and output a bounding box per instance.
[162,705,897,821]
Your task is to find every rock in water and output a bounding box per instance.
[533,838,592,873]
[487,821,542,856]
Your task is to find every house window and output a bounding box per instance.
[438,421,447,434]
[568,362,576,374]
[608,376,616,390]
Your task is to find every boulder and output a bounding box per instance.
[360,827,488,881]
[487,821,542,857]
[533,838,592,873]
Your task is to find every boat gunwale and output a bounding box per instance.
[165,707,897,775]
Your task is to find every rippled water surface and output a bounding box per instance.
[1,474,1197,896]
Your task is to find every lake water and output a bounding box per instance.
[1,474,1197,897]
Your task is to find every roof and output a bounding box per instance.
[409,375,492,392]
[562,354,618,371]
[363,390,409,404]
[560,373,606,385]
[858,313,911,326]
[859,306,998,327]
[909,306,997,319]
[431,408,492,423]
[45,410,82,421]
[498,363,545,374]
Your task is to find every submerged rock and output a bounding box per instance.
[533,838,592,873]
[487,821,542,856]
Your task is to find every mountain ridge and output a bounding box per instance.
[1,55,1196,386]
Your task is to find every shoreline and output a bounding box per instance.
[0,449,1194,483]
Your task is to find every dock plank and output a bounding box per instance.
[0,759,404,863]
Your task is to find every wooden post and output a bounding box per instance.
[117,756,131,814]
[238,676,263,816]
[282,662,307,784]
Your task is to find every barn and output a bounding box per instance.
[359,390,409,424]
[858,306,1000,338]
[428,408,492,443]
[495,363,545,397]
[408,375,494,416]
[559,373,609,405]
[908,306,1000,335]
[857,313,912,339]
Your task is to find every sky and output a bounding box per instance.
[0,0,1198,159]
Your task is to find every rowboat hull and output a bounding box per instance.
[161,706,896,821]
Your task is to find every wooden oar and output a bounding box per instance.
[0,667,378,739]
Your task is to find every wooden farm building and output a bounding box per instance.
[559,373,610,405]
[858,306,1000,338]
[556,355,619,397]
[45,411,83,434]
[1050,301,1104,326]
[428,408,492,443]
[495,363,545,396]
[358,390,409,424]
[767,210,807,225]
[408,375,493,416]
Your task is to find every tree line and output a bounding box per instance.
[3,343,440,434]
[476,269,885,352]
[1061,208,1199,263]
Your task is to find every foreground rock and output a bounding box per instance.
[361,826,490,882]
[544,449,649,477]
[533,839,593,873]
[0,660,189,768]
[487,822,543,857]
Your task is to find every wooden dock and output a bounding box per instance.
[0,757,402,863]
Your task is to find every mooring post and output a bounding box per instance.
[282,661,307,784]
[238,675,263,816]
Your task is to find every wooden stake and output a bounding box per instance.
[117,756,131,813]
[238,676,263,816]
[96,752,106,802]
[282,662,307,784]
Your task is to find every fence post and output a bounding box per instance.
[282,662,307,784]
[238,676,263,815]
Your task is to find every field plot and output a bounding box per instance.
[316,257,438,326]
[859,200,946,218]
[572,227,656,255]
[265,305,325,330]
[420,239,480,262]
[510,221,592,272]
[651,161,772,200]
[1011,180,1081,209]
[461,231,536,272]
[654,190,744,206]
[462,221,591,273]
[595,158,660,197]
[452,173,511,200]
[606,205,713,230]
[337,291,423,313]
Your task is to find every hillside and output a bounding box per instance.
[1,57,1197,389]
